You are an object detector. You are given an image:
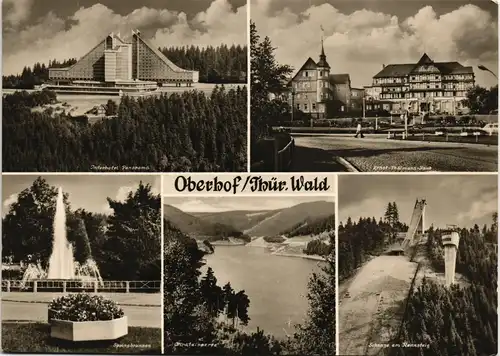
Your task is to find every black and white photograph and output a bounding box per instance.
[163,192,335,355]
[250,0,498,172]
[2,0,248,172]
[338,174,498,355]
[1,175,162,353]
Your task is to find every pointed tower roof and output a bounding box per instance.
[416,53,433,65]
[317,39,330,69]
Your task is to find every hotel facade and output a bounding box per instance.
[364,53,475,115]
[45,30,198,95]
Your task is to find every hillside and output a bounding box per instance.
[244,201,335,237]
[282,214,336,237]
[163,204,242,239]
[192,210,277,231]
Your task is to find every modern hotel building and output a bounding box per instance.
[44,30,198,95]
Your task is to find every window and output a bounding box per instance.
[304,71,309,77]
[296,103,300,110]
[320,71,323,77]
[304,103,308,111]
[312,103,316,111]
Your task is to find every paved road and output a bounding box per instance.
[1,293,161,328]
[293,134,497,172]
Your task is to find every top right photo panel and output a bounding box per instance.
[250,0,498,173]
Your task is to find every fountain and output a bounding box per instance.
[21,187,103,288]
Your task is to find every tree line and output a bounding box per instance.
[3,86,247,172]
[282,214,335,237]
[2,177,161,281]
[164,217,336,355]
[160,44,247,84]
[338,202,408,281]
[3,59,78,89]
[463,85,498,114]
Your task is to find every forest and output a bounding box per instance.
[282,214,335,237]
[338,202,407,281]
[391,220,498,356]
[164,218,336,355]
[3,86,247,172]
[2,177,161,281]
[160,45,247,84]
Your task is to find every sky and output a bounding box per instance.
[251,0,499,88]
[2,175,161,216]
[2,0,247,75]
[165,196,335,213]
[338,174,497,229]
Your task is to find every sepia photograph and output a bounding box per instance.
[250,0,498,172]
[338,174,497,355]
[163,194,335,355]
[2,0,247,172]
[1,175,162,353]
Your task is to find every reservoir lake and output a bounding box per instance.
[202,245,320,339]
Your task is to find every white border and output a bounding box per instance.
[160,174,165,354]
[335,174,340,356]
[247,0,251,173]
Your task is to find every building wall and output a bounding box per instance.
[372,64,474,114]
[49,40,106,81]
[133,34,198,83]
[104,50,117,82]
[292,67,320,113]
[116,44,132,81]
[332,83,351,111]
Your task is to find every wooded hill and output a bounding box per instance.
[392,222,497,356]
[165,200,335,240]
[3,86,247,172]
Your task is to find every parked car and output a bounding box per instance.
[482,123,498,135]
[434,128,447,136]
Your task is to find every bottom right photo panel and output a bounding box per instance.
[338,174,498,356]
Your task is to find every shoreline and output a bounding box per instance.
[271,252,326,261]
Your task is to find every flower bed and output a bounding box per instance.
[48,293,128,341]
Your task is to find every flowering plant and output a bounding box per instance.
[48,293,124,322]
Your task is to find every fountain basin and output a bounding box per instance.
[49,315,128,341]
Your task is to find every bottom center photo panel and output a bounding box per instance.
[163,174,337,356]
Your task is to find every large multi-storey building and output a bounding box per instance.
[368,53,474,115]
[47,30,198,94]
[289,43,354,118]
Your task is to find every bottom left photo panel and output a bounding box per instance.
[1,174,162,354]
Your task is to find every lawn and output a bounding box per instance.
[2,322,161,354]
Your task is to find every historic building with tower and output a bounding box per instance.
[288,41,353,118]
[364,53,475,115]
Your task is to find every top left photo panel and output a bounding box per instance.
[3,0,248,173]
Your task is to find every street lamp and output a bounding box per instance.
[478,65,498,79]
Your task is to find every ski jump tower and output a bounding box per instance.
[401,199,426,249]
[442,226,460,286]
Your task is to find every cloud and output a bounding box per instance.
[252,2,498,88]
[3,0,34,28]
[2,193,18,214]
[101,182,161,214]
[3,0,247,75]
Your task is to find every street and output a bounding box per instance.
[292,134,497,172]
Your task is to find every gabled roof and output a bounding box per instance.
[290,57,317,81]
[373,53,474,78]
[329,74,350,84]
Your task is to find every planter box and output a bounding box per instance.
[50,315,128,341]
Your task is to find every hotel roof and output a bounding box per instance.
[373,53,474,78]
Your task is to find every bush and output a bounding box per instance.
[263,236,286,243]
[48,293,124,322]
[303,240,331,256]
